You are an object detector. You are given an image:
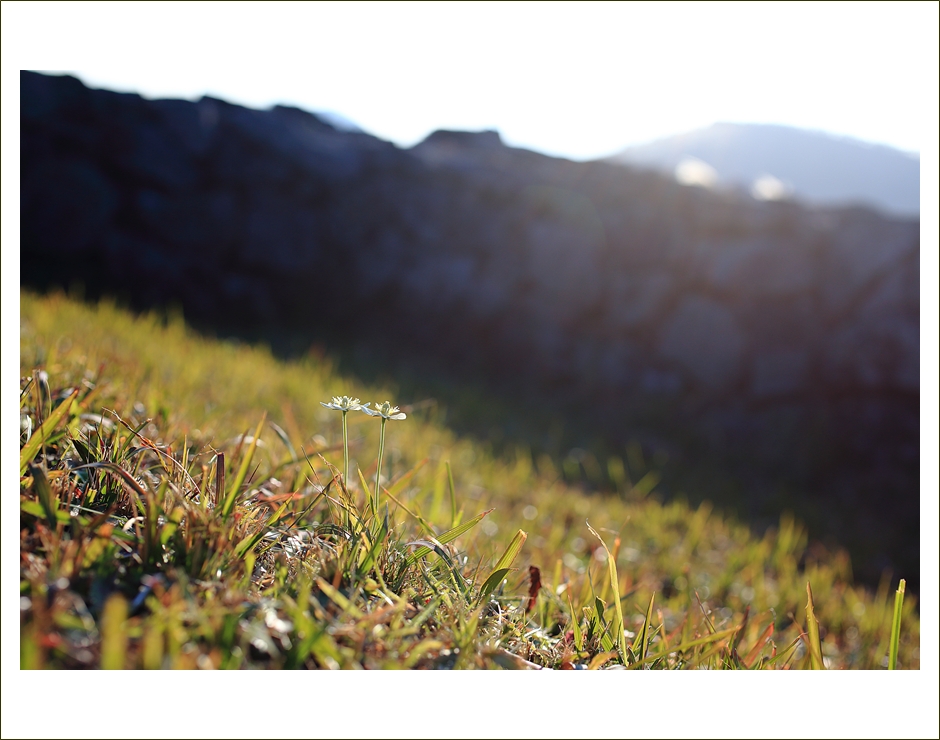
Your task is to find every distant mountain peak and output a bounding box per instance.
[416,129,504,149]
[608,123,919,218]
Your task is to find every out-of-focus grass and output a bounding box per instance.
[18,290,919,669]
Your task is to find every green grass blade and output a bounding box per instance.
[695,591,718,635]
[214,452,224,508]
[356,465,375,518]
[358,507,389,574]
[492,528,528,572]
[477,528,527,603]
[567,594,584,652]
[234,498,292,559]
[888,578,906,670]
[99,594,128,669]
[114,416,153,465]
[20,388,78,475]
[804,581,825,669]
[20,499,72,525]
[20,376,34,409]
[220,414,266,520]
[594,596,615,653]
[629,470,660,499]
[633,591,656,662]
[71,460,151,515]
[446,461,457,528]
[763,635,804,669]
[28,464,59,530]
[268,420,297,461]
[587,521,628,663]
[728,605,750,666]
[315,577,364,619]
[587,651,618,670]
[408,537,470,597]
[743,621,775,669]
[404,508,494,567]
[626,626,738,669]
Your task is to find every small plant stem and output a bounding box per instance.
[341,410,349,529]
[888,578,906,669]
[341,410,349,486]
[374,417,387,517]
[446,461,457,529]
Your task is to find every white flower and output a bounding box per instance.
[320,396,367,412]
[361,401,406,420]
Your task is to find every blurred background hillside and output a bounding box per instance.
[9,4,936,596]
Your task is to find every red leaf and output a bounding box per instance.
[525,565,542,613]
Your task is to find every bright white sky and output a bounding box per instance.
[3,2,938,159]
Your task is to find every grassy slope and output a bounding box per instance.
[18,290,918,669]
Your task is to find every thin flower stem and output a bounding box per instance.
[342,411,349,485]
[342,410,350,530]
[374,417,387,517]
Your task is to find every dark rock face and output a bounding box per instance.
[20,71,920,587]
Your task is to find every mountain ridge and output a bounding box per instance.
[607,122,919,218]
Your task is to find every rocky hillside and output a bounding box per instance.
[20,71,920,587]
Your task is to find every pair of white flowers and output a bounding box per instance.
[320,396,406,421]
[321,396,405,517]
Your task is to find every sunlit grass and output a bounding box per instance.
[18,290,919,669]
